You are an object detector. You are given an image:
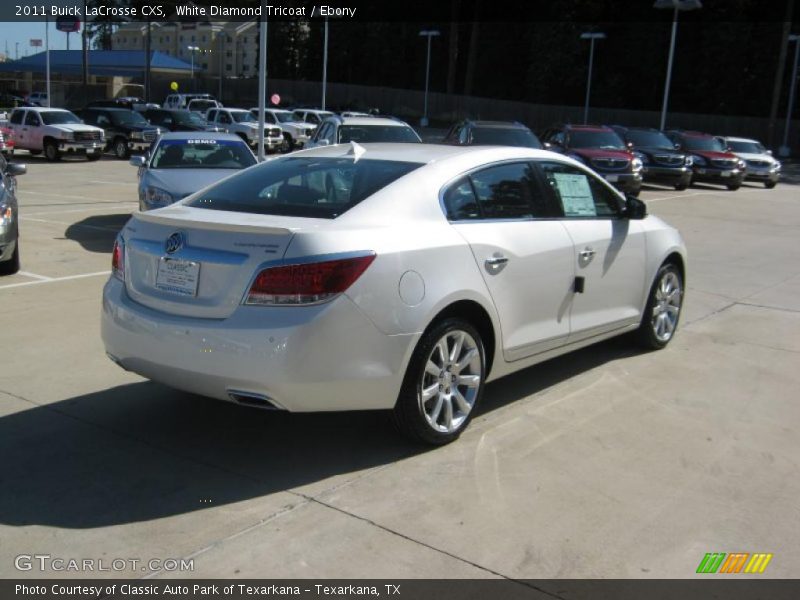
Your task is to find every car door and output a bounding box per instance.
[24,111,43,149]
[8,110,26,148]
[536,160,646,342]
[445,161,575,361]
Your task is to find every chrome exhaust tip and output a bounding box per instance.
[227,390,284,411]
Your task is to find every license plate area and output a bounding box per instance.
[156,257,200,297]
[721,170,731,177]
[605,174,619,183]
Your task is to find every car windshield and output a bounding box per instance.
[568,130,626,150]
[189,101,216,111]
[470,128,543,149]
[187,157,423,219]
[111,111,149,126]
[40,111,82,125]
[274,111,296,123]
[150,138,256,170]
[682,136,726,152]
[338,125,421,143]
[231,111,256,123]
[624,130,674,149]
[727,140,766,154]
[174,111,208,126]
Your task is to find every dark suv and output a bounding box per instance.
[143,108,222,133]
[540,124,642,196]
[80,107,161,159]
[612,126,692,191]
[666,130,745,191]
[444,120,543,149]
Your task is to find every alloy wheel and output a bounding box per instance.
[651,271,682,342]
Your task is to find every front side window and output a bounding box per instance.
[538,161,622,218]
[187,157,422,219]
[10,110,24,125]
[24,112,41,126]
[231,111,255,123]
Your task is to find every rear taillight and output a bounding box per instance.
[112,238,125,281]
[245,254,376,306]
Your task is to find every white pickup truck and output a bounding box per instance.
[249,108,317,150]
[8,107,105,161]
[205,108,283,153]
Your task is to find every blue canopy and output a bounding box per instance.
[0,50,199,77]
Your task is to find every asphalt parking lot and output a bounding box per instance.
[1,153,799,580]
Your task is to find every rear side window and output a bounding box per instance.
[187,157,423,219]
[9,110,24,125]
[537,161,623,218]
[469,162,549,219]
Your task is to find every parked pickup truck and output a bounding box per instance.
[79,107,161,159]
[205,108,283,153]
[8,107,105,161]
[249,107,316,151]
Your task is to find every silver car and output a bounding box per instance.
[131,132,257,212]
[103,144,686,445]
[0,154,27,275]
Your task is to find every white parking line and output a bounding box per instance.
[17,271,53,281]
[0,271,110,290]
[89,180,137,186]
[23,204,135,217]
[20,190,116,202]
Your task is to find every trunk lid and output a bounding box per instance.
[122,206,317,319]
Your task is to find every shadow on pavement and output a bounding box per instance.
[0,336,638,529]
[64,213,131,253]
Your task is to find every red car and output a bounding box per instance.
[666,130,745,191]
[0,126,14,158]
[541,124,643,196]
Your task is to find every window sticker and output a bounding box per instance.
[552,172,596,217]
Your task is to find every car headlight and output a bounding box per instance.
[60,131,74,141]
[131,131,144,140]
[0,203,12,232]
[144,186,175,207]
[632,151,648,165]
[737,159,746,169]
[771,161,781,171]
[684,155,693,166]
[631,157,643,171]
[691,154,706,166]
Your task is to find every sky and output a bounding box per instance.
[0,22,75,59]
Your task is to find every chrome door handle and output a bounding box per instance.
[485,256,509,266]
[579,247,596,260]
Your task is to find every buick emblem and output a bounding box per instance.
[165,232,184,254]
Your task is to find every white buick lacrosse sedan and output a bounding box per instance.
[102,143,686,444]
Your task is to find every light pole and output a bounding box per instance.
[256,5,268,162]
[580,32,606,124]
[654,0,702,131]
[322,17,329,110]
[779,34,800,158]
[45,15,51,107]
[187,45,199,91]
[418,29,440,127]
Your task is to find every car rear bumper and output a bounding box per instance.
[101,277,414,412]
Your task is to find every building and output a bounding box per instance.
[112,20,260,79]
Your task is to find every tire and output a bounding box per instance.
[765,181,776,189]
[113,137,130,160]
[44,140,60,162]
[282,132,294,153]
[392,318,487,445]
[726,183,741,191]
[636,262,683,350]
[629,188,641,198]
[0,242,20,276]
[28,149,41,156]
[674,182,688,191]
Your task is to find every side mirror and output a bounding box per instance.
[674,143,681,150]
[766,149,773,156]
[5,163,27,176]
[624,194,647,220]
[543,142,552,150]
[626,141,634,149]
[129,156,146,167]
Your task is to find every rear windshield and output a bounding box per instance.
[338,125,421,144]
[187,157,423,219]
[470,128,542,149]
[151,139,256,170]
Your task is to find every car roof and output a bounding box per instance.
[336,116,408,127]
[21,107,68,112]
[724,136,760,143]
[157,131,243,142]
[290,142,561,164]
